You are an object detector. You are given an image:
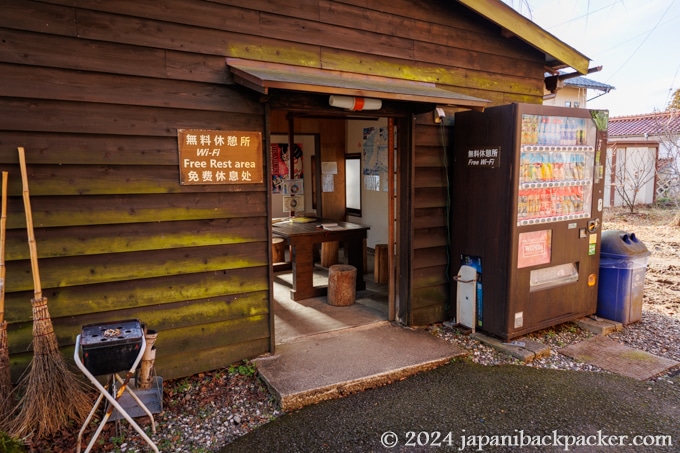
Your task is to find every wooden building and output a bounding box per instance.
[0,0,591,381]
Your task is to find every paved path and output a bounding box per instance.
[220,361,679,452]
[255,323,465,411]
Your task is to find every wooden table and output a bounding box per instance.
[272,219,369,301]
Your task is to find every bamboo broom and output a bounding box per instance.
[0,171,12,421]
[10,147,92,440]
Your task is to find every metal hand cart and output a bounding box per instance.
[74,320,159,453]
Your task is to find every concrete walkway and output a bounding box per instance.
[260,261,465,412]
[255,322,466,411]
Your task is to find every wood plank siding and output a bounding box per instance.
[0,0,547,380]
[410,114,454,325]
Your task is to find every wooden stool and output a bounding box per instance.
[374,244,388,284]
[272,237,286,263]
[320,241,339,267]
[327,264,356,306]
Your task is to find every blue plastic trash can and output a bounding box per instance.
[597,230,651,325]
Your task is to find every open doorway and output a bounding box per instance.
[268,111,399,345]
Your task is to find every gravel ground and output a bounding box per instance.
[27,207,680,452]
[27,365,282,453]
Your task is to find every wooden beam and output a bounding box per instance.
[456,0,590,74]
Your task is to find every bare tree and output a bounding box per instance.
[653,109,680,224]
[667,89,680,111]
[607,143,657,213]
[503,0,533,18]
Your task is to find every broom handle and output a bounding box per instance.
[18,147,42,300]
[0,171,6,324]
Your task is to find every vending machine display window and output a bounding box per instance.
[517,115,595,226]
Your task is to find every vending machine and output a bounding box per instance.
[451,103,608,339]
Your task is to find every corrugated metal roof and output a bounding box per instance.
[609,111,680,137]
[565,77,615,92]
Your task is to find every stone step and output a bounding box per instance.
[254,323,466,411]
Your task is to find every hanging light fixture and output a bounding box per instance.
[329,95,382,111]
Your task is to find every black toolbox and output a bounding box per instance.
[80,319,144,376]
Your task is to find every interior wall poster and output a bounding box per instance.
[283,179,304,196]
[271,143,303,193]
[322,174,334,192]
[283,195,304,212]
[270,134,317,219]
[362,126,388,191]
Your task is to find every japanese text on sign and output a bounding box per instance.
[467,147,501,167]
[177,129,263,185]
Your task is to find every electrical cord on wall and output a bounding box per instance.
[439,115,453,315]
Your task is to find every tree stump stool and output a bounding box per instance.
[374,244,388,284]
[327,264,357,306]
[272,237,286,263]
[320,241,339,268]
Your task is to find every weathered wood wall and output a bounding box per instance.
[0,0,273,381]
[221,0,545,105]
[0,0,546,379]
[410,114,455,325]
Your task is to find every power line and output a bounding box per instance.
[595,12,680,56]
[665,61,680,108]
[547,0,622,29]
[604,0,677,83]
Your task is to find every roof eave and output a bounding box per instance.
[227,58,490,110]
[456,0,591,74]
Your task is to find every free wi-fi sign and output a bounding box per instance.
[177,129,263,185]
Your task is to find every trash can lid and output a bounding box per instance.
[600,230,650,257]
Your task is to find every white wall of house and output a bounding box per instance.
[658,139,675,159]
[605,144,658,207]
[543,86,587,109]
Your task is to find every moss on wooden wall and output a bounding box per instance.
[0,0,551,381]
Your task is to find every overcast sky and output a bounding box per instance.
[504,0,680,117]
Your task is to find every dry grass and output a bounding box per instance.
[603,205,678,226]
[603,205,680,320]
